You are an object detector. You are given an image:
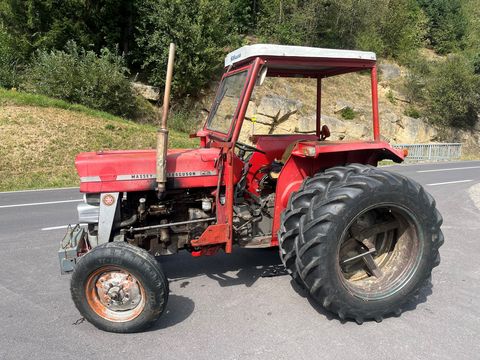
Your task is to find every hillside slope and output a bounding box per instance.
[0,91,195,191]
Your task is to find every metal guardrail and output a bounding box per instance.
[392,143,462,162]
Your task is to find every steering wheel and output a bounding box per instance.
[235,141,266,155]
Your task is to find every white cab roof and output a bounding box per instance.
[225,44,376,67]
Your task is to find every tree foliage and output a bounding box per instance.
[255,0,427,59]
[1,0,480,128]
[0,0,135,54]
[425,55,479,128]
[134,0,235,97]
[405,54,480,128]
[418,0,467,54]
[0,25,20,88]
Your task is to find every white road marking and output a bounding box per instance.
[0,199,82,209]
[0,187,79,194]
[418,166,480,173]
[42,224,86,231]
[427,180,473,186]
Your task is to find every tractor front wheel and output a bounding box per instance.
[289,164,443,323]
[71,242,168,333]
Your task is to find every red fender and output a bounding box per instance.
[270,140,404,246]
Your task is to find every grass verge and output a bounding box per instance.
[0,89,196,191]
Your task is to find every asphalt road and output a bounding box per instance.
[1,161,480,360]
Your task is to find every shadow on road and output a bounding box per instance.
[157,247,434,327]
[160,247,287,288]
[149,295,195,331]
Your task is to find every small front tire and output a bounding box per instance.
[70,242,168,333]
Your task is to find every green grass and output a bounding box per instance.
[0,89,196,191]
[0,88,124,122]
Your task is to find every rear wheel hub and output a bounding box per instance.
[338,205,422,300]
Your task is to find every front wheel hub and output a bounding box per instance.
[86,267,146,322]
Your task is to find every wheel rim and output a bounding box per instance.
[85,266,146,322]
[337,204,423,300]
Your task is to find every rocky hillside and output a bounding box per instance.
[221,61,479,158]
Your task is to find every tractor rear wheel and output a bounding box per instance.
[71,242,168,333]
[292,164,443,322]
[279,165,357,286]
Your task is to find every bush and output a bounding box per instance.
[404,106,421,118]
[256,0,426,60]
[424,55,479,128]
[0,26,20,88]
[340,107,356,120]
[21,42,137,118]
[169,108,198,134]
[418,0,467,54]
[386,90,397,105]
[380,0,427,59]
[403,56,431,103]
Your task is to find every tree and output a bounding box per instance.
[0,0,135,55]
[134,0,235,97]
[0,25,20,87]
[418,0,467,54]
[380,0,427,59]
[425,55,479,128]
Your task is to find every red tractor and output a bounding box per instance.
[59,44,443,332]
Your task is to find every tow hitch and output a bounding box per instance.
[58,224,88,274]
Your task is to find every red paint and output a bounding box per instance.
[231,58,264,142]
[190,224,228,246]
[203,63,254,142]
[270,140,403,245]
[190,130,209,147]
[225,151,234,253]
[371,65,380,141]
[244,134,318,195]
[316,78,322,137]
[191,245,222,257]
[76,148,243,193]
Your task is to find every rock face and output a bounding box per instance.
[378,62,402,81]
[256,95,302,121]
[131,82,160,101]
[298,115,348,140]
[230,72,478,158]
[240,93,444,144]
[334,100,355,114]
[240,95,303,142]
[380,111,439,143]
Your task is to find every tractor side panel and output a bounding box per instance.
[270,143,404,246]
[76,148,233,193]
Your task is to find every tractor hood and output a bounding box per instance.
[76,148,221,193]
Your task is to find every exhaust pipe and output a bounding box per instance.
[156,43,176,196]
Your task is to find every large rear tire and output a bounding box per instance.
[290,164,443,322]
[71,242,168,333]
[279,166,357,286]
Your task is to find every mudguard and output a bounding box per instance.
[270,140,404,245]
